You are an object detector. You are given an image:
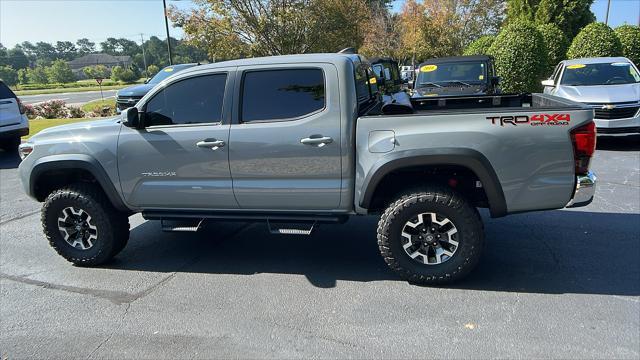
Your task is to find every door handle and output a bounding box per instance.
[300,136,333,147]
[196,139,225,150]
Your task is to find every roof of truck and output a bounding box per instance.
[180,53,363,74]
[422,55,491,64]
[562,57,632,65]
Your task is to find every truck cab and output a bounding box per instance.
[412,55,500,99]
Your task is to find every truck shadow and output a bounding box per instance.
[106,209,640,296]
[596,134,640,151]
[0,151,21,169]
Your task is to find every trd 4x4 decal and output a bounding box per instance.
[487,114,571,127]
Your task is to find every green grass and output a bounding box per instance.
[22,118,95,140]
[15,84,128,96]
[81,98,116,113]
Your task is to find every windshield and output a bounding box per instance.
[416,62,486,87]
[148,65,190,84]
[560,62,640,86]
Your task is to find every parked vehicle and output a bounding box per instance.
[412,55,500,99]
[542,57,640,135]
[115,63,198,113]
[0,80,29,153]
[400,65,415,82]
[370,57,402,94]
[18,53,597,284]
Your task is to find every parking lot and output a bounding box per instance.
[1,135,638,359]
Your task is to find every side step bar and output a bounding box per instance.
[161,219,204,232]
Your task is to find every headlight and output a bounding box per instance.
[18,143,33,160]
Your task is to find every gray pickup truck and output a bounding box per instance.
[18,53,597,284]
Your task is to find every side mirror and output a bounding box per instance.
[541,79,555,87]
[122,107,142,129]
[491,76,501,85]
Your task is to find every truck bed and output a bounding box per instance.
[355,93,593,215]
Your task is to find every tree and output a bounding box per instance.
[615,25,640,66]
[488,20,547,93]
[28,66,49,84]
[147,64,160,77]
[46,59,75,83]
[538,23,568,74]
[55,41,77,60]
[17,68,29,84]
[83,65,109,79]
[110,65,138,83]
[34,42,57,63]
[0,66,18,87]
[6,48,30,69]
[359,5,401,59]
[463,35,496,55]
[505,0,538,23]
[535,0,595,39]
[567,22,622,59]
[76,38,96,56]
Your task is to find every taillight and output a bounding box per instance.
[17,98,26,114]
[570,121,596,174]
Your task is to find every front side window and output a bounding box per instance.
[241,68,325,122]
[560,62,640,86]
[144,74,227,126]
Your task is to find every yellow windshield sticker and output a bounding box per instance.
[368,77,377,84]
[567,64,586,69]
[479,75,484,80]
[425,93,438,97]
[420,65,438,72]
[164,67,174,72]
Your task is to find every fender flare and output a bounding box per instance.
[359,148,507,218]
[30,154,130,212]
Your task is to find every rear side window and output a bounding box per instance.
[241,68,325,122]
[0,82,16,100]
[144,74,226,126]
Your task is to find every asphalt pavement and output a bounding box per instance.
[18,90,118,106]
[0,135,638,359]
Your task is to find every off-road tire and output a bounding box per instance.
[42,183,129,266]
[377,187,484,285]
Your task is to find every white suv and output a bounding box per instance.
[0,80,29,152]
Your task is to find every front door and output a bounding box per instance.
[117,71,238,210]
[229,65,342,210]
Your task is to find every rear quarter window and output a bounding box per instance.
[0,82,16,100]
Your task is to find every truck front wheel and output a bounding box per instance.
[41,183,129,266]
[377,188,484,285]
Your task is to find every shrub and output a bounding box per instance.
[33,100,68,119]
[110,65,138,83]
[567,22,622,59]
[83,65,110,79]
[488,20,547,93]
[23,103,37,119]
[67,106,85,118]
[538,23,569,75]
[615,25,640,66]
[0,65,18,86]
[147,64,159,77]
[463,35,496,56]
[46,59,75,83]
[27,66,49,84]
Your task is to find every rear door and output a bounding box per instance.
[228,64,342,210]
[0,82,22,128]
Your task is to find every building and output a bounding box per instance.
[67,53,132,79]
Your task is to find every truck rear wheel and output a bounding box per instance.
[41,183,129,266]
[377,187,484,285]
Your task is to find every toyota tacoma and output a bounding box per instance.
[18,53,597,284]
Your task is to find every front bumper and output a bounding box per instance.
[566,171,597,208]
[592,107,640,135]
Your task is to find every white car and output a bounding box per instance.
[0,80,29,152]
[542,57,640,135]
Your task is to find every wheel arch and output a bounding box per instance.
[359,148,507,218]
[29,154,130,212]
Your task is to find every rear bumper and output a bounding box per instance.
[566,171,596,208]
[0,126,29,140]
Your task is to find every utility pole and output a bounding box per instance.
[139,33,149,78]
[605,0,611,25]
[163,0,174,65]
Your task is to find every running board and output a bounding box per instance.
[267,220,316,236]
[161,219,204,232]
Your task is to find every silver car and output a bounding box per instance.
[542,57,640,135]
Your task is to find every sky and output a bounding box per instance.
[1,0,639,48]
